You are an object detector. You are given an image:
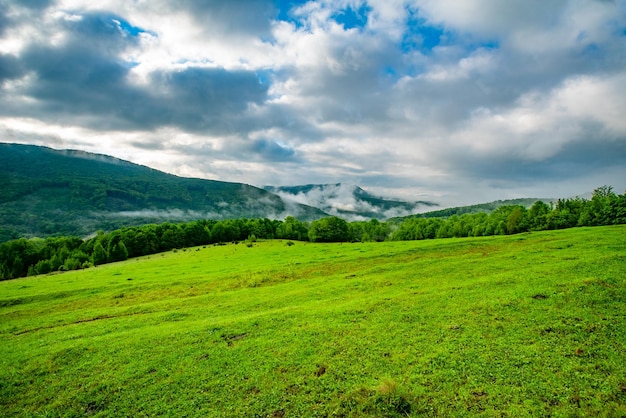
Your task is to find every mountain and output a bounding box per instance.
[264,183,438,221]
[0,143,327,241]
[388,197,555,222]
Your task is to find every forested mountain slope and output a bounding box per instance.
[389,198,555,222]
[0,143,326,241]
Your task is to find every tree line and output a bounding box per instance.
[1,186,624,280]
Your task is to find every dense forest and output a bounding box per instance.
[1,186,624,280]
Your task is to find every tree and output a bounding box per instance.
[528,201,550,230]
[50,246,70,271]
[11,255,24,279]
[277,216,308,241]
[33,259,53,275]
[547,198,584,230]
[0,262,8,281]
[108,240,129,263]
[92,242,107,266]
[363,219,390,242]
[308,217,350,242]
[506,206,527,234]
[159,224,183,251]
[182,221,210,247]
[589,185,617,226]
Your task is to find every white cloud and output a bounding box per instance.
[419,47,499,81]
[1,0,625,208]
[449,71,626,161]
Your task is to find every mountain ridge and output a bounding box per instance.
[388,197,556,222]
[0,143,327,241]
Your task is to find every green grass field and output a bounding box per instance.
[1,226,625,417]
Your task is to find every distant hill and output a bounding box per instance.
[388,197,555,222]
[264,183,438,221]
[0,143,327,241]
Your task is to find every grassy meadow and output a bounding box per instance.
[1,226,625,417]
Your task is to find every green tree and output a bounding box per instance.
[277,216,308,241]
[547,198,584,229]
[108,240,129,263]
[0,262,8,280]
[33,259,53,275]
[155,223,184,251]
[92,242,107,266]
[62,257,82,271]
[50,246,70,271]
[528,201,551,230]
[182,221,210,247]
[588,185,617,225]
[506,206,527,234]
[308,217,350,242]
[11,255,24,278]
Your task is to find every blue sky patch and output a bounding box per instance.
[402,12,444,54]
[333,3,370,30]
[255,69,273,86]
[113,17,151,37]
[275,0,309,24]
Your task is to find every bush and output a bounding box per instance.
[63,257,82,271]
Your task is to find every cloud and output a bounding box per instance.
[250,138,297,162]
[182,0,276,38]
[2,10,268,132]
[0,53,24,81]
[453,73,626,160]
[272,183,431,220]
[0,0,624,207]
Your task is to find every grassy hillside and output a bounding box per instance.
[1,226,625,416]
[0,143,326,241]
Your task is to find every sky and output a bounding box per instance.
[0,0,625,207]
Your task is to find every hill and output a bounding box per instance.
[264,183,438,220]
[0,143,327,241]
[389,197,555,222]
[1,226,624,416]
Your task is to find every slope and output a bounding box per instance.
[389,197,555,222]
[0,226,624,416]
[0,143,326,241]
